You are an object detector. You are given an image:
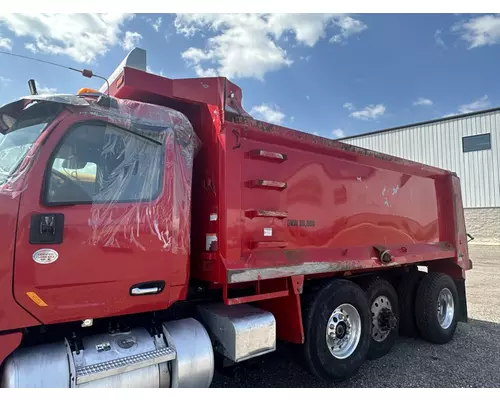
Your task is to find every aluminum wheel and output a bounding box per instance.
[370,295,395,342]
[326,303,361,359]
[437,287,454,329]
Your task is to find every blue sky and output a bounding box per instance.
[1,13,499,139]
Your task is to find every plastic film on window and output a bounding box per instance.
[0,98,68,199]
[83,98,201,255]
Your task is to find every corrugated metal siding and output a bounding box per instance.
[340,110,500,208]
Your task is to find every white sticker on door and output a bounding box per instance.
[32,249,59,264]
[264,228,272,237]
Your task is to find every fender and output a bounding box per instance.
[0,331,23,366]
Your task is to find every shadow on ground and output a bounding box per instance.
[211,319,500,388]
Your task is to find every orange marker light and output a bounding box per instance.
[26,292,48,307]
[77,88,99,95]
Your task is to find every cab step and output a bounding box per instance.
[75,347,176,385]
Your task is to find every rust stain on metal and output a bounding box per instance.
[227,115,276,133]
[336,142,399,162]
[227,260,380,284]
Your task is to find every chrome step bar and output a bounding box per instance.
[75,347,176,385]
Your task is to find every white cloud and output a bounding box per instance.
[443,94,491,117]
[250,104,285,124]
[38,85,57,95]
[0,36,12,50]
[176,14,292,80]
[413,97,433,106]
[300,55,311,62]
[122,31,142,51]
[329,16,367,44]
[174,13,367,80]
[434,29,446,48]
[350,104,386,121]
[332,128,345,138]
[267,13,334,46]
[306,95,310,101]
[458,95,490,114]
[343,102,355,110]
[290,116,295,122]
[452,14,500,49]
[0,76,12,86]
[0,14,134,63]
[146,65,164,77]
[152,16,162,32]
[24,43,37,53]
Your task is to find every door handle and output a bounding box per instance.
[30,213,65,244]
[131,287,159,295]
[129,281,165,296]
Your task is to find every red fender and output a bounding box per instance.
[0,332,22,366]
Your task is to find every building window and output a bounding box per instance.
[462,133,491,153]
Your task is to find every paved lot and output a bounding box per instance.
[212,245,500,388]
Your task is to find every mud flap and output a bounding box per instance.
[454,277,468,323]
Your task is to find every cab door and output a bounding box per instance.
[13,116,190,324]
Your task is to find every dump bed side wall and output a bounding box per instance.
[107,68,464,284]
[197,119,462,284]
[237,135,439,248]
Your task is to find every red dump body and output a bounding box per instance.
[0,65,470,339]
[110,67,470,291]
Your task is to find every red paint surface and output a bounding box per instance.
[0,332,22,365]
[259,276,305,344]
[0,192,40,331]
[111,68,467,303]
[0,66,469,331]
[11,110,192,325]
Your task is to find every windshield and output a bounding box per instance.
[0,102,63,184]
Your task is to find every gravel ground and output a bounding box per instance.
[211,245,500,388]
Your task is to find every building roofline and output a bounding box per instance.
[338,105,500,141]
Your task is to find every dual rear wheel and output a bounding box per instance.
[301,272,459,382]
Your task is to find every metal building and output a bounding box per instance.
[339,107,500,245]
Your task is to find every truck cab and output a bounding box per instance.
[0,48,470,388]
[0,92,199,329]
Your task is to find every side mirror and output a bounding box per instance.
[62,158,87,170]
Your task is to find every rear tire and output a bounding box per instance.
[415,272,459,344]
[362,277,399,360]
[396,271,425,337]
[302,279,371,382]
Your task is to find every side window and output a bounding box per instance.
[46,123,163,204]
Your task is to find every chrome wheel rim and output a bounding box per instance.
[437,288,454,329]
[371,295,393,342]
[326,303,361,359]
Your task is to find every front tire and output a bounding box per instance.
[415,272,459,344]
[302,279,371,382]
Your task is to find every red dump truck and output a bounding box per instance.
[0,48,471,388]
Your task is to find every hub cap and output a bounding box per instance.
[437,288,454,329]
[371,295,396,342]
[326,303,361,359]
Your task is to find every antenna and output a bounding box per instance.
[0,50,110,94]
